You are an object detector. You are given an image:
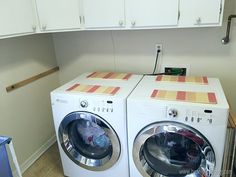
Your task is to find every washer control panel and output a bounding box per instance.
[167,107,215,125]
[79,99,114,113]
[185,109,215,125]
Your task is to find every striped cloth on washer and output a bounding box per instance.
[151,90,217,104]
[87,72,132,80]
[66,83,120,95]
[156,75,208,84]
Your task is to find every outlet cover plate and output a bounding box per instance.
[155,44,163,54]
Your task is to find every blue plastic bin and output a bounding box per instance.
[0,136,13,177]
[0,136,22,177]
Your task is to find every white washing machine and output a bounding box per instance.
[127,75,229,177]
[51,72,142,177]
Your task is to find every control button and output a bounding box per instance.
[185,117,188,121]
[93,107,96,111]
[98,107,100,112]
[208,119,213,124]
[110,108,113,112]
[168,109,178,118]
[106,108,109,112]
[197,118,202,123]
[102,108,105,112]
[191,117,194,122]
[80,100,88,108]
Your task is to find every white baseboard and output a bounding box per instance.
[13,135,57,176]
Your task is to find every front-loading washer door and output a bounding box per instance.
[133,121,215,177]
[58,111,121,171]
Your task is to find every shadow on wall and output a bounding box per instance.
[0,33,59,168]
[0,34,57,74]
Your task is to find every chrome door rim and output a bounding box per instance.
[133,121,215,177]
[59,111,121,171]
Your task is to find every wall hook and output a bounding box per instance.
[222,15,236,44]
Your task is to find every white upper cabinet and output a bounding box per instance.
[179,0,223,27]
[35,0,81,31]
[0,0,36,37]
[82,0,125,28]
[126,0,179,28]
[0,0,226,39]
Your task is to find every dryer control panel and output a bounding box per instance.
[166,106,226,126]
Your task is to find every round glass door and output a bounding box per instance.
[59,111,121,171]
[133,122,215,177]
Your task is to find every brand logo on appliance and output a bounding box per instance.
[56,99,68,104]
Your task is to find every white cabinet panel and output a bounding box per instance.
[35,0,81,31]
[0,0,36,37]
[179,0,222,27]
[126,0,179,28]
[83,0,125,28]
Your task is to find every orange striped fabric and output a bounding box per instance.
[151,90,217,104]
[156,75,208,84]
[66,83,120,95]
[87,72,132,80]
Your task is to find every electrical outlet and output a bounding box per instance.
[152,44,163,74]
[155,44,163,53]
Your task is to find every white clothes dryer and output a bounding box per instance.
[127,75,229,177]
[51,72,142,177]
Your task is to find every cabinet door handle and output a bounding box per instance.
[42,24,47,30]
[131,21,136,26]
[32,25,37,31]
[119,20,124,26]
[83,16,85,24]
[196,17,201,25]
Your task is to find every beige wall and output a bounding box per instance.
[0,34,59,170]
[2,0,234,173]
[53,0,236,111]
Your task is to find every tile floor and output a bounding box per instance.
[23,143,64,177]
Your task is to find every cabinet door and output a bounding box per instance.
[179,0,222,27]
[0,0,36,37]
[35,0,81,31]
[82,0,125,28]
[126,0,179,28]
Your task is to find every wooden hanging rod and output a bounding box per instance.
[6,66,59,92]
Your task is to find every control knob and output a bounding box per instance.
[168,109,178,118]
[80,100,88,108]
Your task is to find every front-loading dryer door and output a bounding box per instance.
[133,121,215,177]
[58,111,121,171]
